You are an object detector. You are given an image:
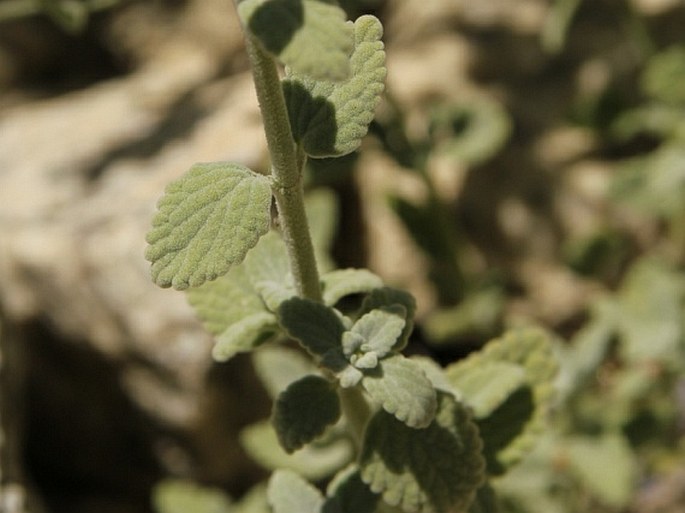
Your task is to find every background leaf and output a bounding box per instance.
[446,329,558,475]
[361,354,437,429]
[212,312,278,362]
[320,268,383,306]
[240,421,353,480]
[283,14,386,157]
[252,346,317,399]
[360,391,485,513]
[239,0,353,81]
[153,480,233,513]
[267,470,324,513]
[273,374,341,453]
[145,162,272,289]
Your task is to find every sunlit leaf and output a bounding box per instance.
[321,269,384,306]
[146,162,272,289]
[241,421,353,480]
[283,15,386,157]
[239,0,354,81]
[361,355,437,428]
[267,470,324,513]
[360,391,485,513]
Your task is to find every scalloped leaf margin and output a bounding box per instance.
[145,162,272,290]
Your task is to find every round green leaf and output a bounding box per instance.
[145,162,272,290]
[361,355,437,429]
[239,0,354,81]
[283,15,386,157]
[360,391,486,513]
[267,470,324,513]
[273,374,341,453]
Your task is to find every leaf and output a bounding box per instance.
[283,15,386,157]
[239,0,354,81]
[430,98,511,165]
[279,298,346,368]
[361,287,417,351]
[212,312,278,362]
[446,361,526,418]
[321,269,384,306]
[563,434,637,508]
[232,484,269,513]
[614,258,685,367]
[641,45,685,105]
[306,188,339,273]
[445,328,558,475]
[240,421,353,480]
[361,354,437,429]
[323,466,378,513]
[360,391,486,513]
[252,346,316,399]
[245,231,295,311]
[153,480,233,513]
[146,162,272,290]
[347,308,406,361]
[267,470,324,513]
[187,265,277,363]
[273,375,341,453]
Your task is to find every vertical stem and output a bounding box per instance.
[338,387,372,448]
[243,34,322,302]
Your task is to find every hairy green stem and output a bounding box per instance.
[243,34,322,302]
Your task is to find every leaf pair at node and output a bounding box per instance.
[278,289,437,430]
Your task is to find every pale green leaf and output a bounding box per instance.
[232,484,269,513]
[245,231,295,311]
[445,328,558,475]
[279,298,346,368]
[448,361,526,418]
[306,188,339,273]
[564,434,637,508]
[186,265,263,336]
[409,356,457,395]
[360,391,486,513]
[273,375,341,453]
[212,312,278,362]
[348,307,406,361]
[614,258,685,367]
[252,346,316,399]
[146,162,272,290]
[239,0,353,81]
[267,470,324,513]
[283,15,386,157]
[642,45,685,105]
[360,287,417,352]
[321,269,384,306]
[153,480,233,513]
[361,354,437,428]
[323,466,378,513]
[431,98,511,165]
[240,421,353,480]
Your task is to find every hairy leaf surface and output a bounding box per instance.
[360,391,485,513]
[361,287,417,351]
[283,15,386,157]
[347,308,406,361]
[146,162,272,289]
[273,375,341,453]
[279,298,346,367]
[239,0,353,81]
[361,355,437,429]
[320,268,384,306]
[212,312,278,362]
[267,470,324,513]
[446,328,557,475]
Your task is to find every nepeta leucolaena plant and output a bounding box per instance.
[145,2,558,512]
